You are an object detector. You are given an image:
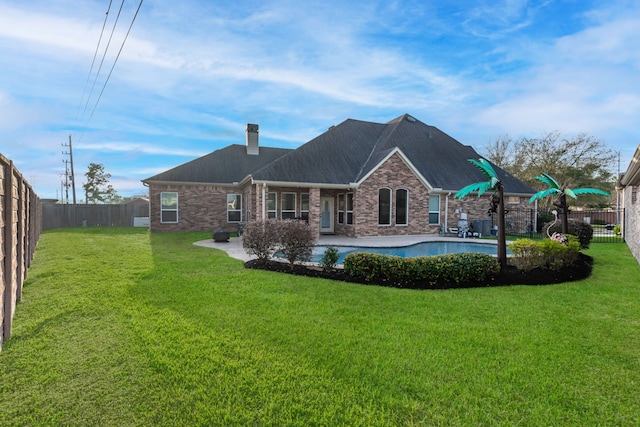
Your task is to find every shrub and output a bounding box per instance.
[241,220,280,264]
[510,237,580,272]
[543,220,593,249]
[613,224,621,236]
[321,246,340,271]
[277,219,317,267]
[343,252,500,287]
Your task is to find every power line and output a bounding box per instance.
[75,0,113,122]
[79,0,126,129]
[75,0,144,143]
[86,0,144,125]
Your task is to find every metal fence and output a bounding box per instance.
[495,208,624,243]
[1,155,41,349]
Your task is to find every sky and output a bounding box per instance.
[1,0,639,201]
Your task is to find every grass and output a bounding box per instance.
[1,228,639,426]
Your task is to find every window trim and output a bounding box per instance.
[428,194,440,225]
[378,188,392,226]
[346,193,354,225]
[300,193,309,221]
[267,192,277,219]
[396,188,409,226]
[227,193,242,223]
[160,192,178,224]
[337,193,345,224]
[281,192,297,220]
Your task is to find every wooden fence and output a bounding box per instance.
[1,155,41,349]
[42,202,149,230]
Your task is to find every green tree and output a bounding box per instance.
[529,173,610,234]
[82,163,121,204]
[485,132,615,208]
[455,159,507,270]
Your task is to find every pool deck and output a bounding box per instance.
[194,233,498,262]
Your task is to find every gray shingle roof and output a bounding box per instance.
[253,114,535,194]
[143,144,292,184]
[144,114,534,195]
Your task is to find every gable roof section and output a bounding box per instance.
[143,144,292,185]
[253,114,535,194]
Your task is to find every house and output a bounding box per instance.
[618,144,640,264]
[142,114,535,237]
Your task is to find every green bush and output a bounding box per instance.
[321,246,340,271]
[543,220,593,249]
[343,252,500,287]
[510,237,580,272]
[613,224,621,236]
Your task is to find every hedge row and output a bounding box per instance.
[509,237,580,272]
[343,252,500,287]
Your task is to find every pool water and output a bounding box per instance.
[309,241,509,264]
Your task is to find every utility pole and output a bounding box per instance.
[62,135,77,204]
[62,159,70,204]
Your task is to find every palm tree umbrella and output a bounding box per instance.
[529,173,610,234]
[455,159,507,269]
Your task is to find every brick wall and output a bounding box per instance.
[149,183,241,233]
[623,185,640,264]
[355,153,433,237]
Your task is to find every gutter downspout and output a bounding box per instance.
[261,183,267,220]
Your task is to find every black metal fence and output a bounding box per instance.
[494,208,624,243]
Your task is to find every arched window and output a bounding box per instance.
[396,189,408,225]
[378,188,391,225]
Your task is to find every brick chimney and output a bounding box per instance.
[246,124,259,155]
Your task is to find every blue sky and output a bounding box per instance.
[1,0,639,200]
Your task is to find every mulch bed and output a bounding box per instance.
[244,253,593,290]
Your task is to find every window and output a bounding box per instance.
[227,194,242,222]
[337,194,345,224]
[429,194,440,224]
[300,193,309,221]
[396,189,408,225]
[281,192,296,219]
[267,192,277,219]
[160,192,178,223]
[379,188,391,225]
[346,193,354,225]
[507,196,520,204]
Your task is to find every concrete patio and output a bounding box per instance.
[194,233,495,262]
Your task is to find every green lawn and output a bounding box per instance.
[1,228,639,426]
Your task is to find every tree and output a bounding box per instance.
[82,163,121,204]
[455,159,508,270]
[485,132,615,209]
[528,173,610,234]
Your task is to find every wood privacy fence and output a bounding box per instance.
[42,202,149,230]
[1,155,41,349]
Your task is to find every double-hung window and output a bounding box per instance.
[346,193,354,225]
[160,192,178,223]
[378,188,392,226]
[267,192,277,219]
[281,193,296,219]
[337,194,345,224]
[227,194,242,222]
[429,194,440,225]
[300,193,309,221]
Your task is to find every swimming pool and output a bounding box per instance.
[306,241,509,264]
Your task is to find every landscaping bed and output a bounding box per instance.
[245,252,593,289]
